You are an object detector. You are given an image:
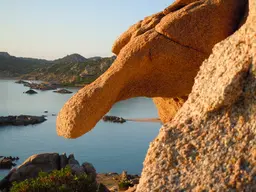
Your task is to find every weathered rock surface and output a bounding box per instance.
[57,0,247,138]
[153,96,187,123]
[136,0,256,191]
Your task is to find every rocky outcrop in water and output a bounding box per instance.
[53,89,73,94]
[24,89,37,94]
[102,116,126,124]
[0,115,46,126]
[0,156,19,170]
[26,82,57,90]
[17,80,58,91]
[0,159,15,169]
[136,0,256,191]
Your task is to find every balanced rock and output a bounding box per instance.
[57,0,247,138]
[137,0,256,190]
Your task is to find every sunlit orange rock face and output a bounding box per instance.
[137,0,256,190]
[56,0,247,138]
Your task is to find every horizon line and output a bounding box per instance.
[0,51,116,61]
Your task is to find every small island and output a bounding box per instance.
[102,115,126,123]
[53,89,73,94]
[0,156,19,169]
[16,80,57,91]
[0,115,47,126]
[24,89,38,94]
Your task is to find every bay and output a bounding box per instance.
[0,80,160,178]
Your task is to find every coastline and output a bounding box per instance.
[0,77,85,88]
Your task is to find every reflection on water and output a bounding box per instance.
[0,80,160,177]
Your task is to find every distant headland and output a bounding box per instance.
[0,52,115,87]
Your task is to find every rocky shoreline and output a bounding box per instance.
[0,153,139,192]
[15,80,74,94]
[15,80,57,91]
[0,115,46,126]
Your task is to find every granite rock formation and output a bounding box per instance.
[137,0,256,190]
[57,0,247,138]
[7,153,96,183]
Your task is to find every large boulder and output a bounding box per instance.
[9,153,60,182]
[57,0,247,138]
[137,0,256,190]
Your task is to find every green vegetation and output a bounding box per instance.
[0,53,49,77]
[10,166,105,192]
[21,55,116,86]
[118,179,133,191]
[0,52,115,86]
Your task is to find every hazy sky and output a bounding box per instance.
[1,0,173,60]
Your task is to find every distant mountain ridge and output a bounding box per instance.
[0,52,50,77]
[0,52,115,86]
[53,53,87,64]
[0,52,11,57]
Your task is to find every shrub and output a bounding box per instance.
[118,179,133,191]
[10,166,103,192]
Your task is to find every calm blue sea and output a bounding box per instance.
[0,79,160,178]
